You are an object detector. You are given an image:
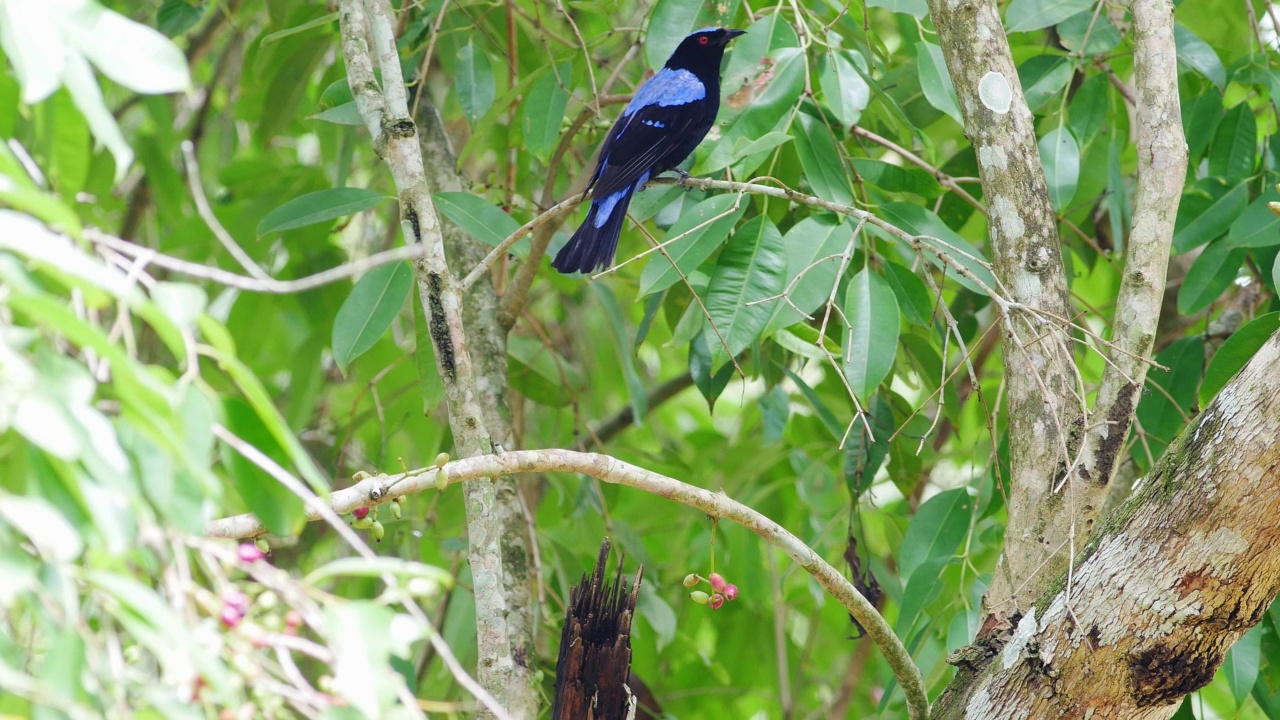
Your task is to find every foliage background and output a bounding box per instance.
[2,0,1280,717]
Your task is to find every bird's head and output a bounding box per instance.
[665,27,746,71]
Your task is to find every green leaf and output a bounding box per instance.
[1200,312,1280,406]
[794,112,853,205]
[853,159,942,199]
[0,496,83,562]
[645,0,707,70]
[1019,56,1073,112]
[820,50,871,126]
[258,187,389,235]
[1174,23,1226,90]
[412,294,444,416]
[1172,180,1247,254]
[785,367,843,441]
[1223,625,1263,705]
[1039,127,1080,213]
[916,41,962,124]
[592,284,648,425]
[705,216,787,367]
[866,0,927,17]
[1273,250,1280,292]
[509,335,581,407]
[309,101,364,126]
[331,261,413,373]
[637,584,678,653]
[896,556,951,636]
[1005,0,1092,33]
[1178,238,1246,315]
[1182,91,1223,167]
[1208,103,1257,182]
[1068,73,1110,143]
[639,193,747,295]
[221,398,307,536]
[1056,11,1121,54]
[844,394,894,495]
[705,48,806,174]
[763,217,855,333]
[433,192,524,253]
[878,202,997,295]
[327,602,398,719]
[722,12,800,96]
[732,131,793,161]
[456,41,495,123]
[843,269,900,399]
[1131,337,1204,470]
[898,487,972,582]
[1226,187,1280,249]
[689,331,735,410]
[883,261,933,326]
[521,61,571,160]
[157,0,204,37]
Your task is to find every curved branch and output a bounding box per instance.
[206,447,931,720]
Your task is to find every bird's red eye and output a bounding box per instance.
[698,36,709,45]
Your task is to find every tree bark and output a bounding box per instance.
[925,0,1084,620]
[933,329,1280,719]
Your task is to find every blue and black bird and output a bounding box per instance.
[552,27,746,274]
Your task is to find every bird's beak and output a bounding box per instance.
[723,29,747,42]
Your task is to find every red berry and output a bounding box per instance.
[237,543,266,563]
[220,604,242,628]
[353,506,370,520]
[723,584,739,601]
[708,593,725,610]
[708,573,727,592]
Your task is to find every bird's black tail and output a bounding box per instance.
[552,185,636,274]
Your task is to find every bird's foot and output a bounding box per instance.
[674,169,692,187]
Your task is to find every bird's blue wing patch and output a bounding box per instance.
[594,189,627,228]
[623,68,706,116]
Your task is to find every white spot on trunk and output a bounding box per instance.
[1002,607,1038,669]
[992,196,1025,240]
[979,72,1012,114]
[979,145,1008,171]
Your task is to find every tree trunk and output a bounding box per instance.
[934,329,1280,718]
[553,540,643,720]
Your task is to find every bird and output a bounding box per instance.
[551,27,746,274]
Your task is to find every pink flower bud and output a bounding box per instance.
[353,506,370,520]
[708,593,725,610]
[220,604,242,628]
[284,610,303,634]
[708,573,727,592]
[221,589,250,613]
[690,590,710,605]
[237,543,266,563]
[723,584,738,601]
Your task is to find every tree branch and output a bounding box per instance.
[337,1,529,715]
[87,229,425,293]
[926,0,1085,619]
[1075,0,1186,515]
[933,329,1280,718]
[205,447,931,720]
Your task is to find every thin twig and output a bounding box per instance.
[86,229,424,293]
[180,141,270,280]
